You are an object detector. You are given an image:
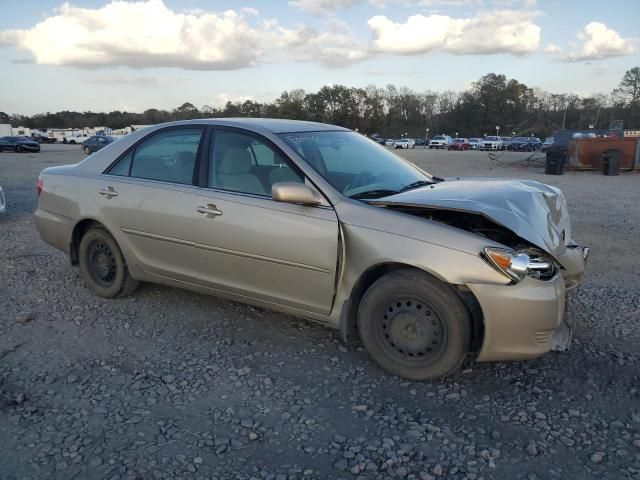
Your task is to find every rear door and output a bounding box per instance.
[192,128,340,315]
[96,127,210,283]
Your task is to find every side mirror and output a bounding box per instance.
[272,182,322,206]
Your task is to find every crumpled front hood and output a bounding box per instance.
[372,178,571,258]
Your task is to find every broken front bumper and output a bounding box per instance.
[470,245,587,362]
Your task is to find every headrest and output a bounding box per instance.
[175,150,195,165]
[219,148,252,174]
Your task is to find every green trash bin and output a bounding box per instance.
[545,150,566,175]
[602,149,621,176]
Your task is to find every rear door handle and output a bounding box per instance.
[197,204,223,217]
[99,187,118,198]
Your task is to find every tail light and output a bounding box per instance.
[37,177,43,197]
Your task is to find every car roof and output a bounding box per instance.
[162,118,351,134]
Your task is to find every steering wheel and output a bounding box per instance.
[344,171,375,193]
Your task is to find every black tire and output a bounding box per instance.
[358,269,471,380]
[78,227,139,298]
[69,140,76,144]
[16,145,21,153]
[84,146,91,154]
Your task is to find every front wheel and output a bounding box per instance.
[358,269,471,380]
[84,146,91,154]
[79,227,139,298]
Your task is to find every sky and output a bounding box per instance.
[0,0,638,115]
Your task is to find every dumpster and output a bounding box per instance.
[602,149,621,176]
[567,137,639,171]
[545,150,566,175]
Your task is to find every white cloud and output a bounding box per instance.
[240,7,259,16]
[560,22,636,62]
[419,0,483,6]
[0,0,266,70]
[289,0,360,13]
[0,0,368,70]
[211,93,255,107]
[368,10,540,56]
[544,43,561,54]
[274,20,368,67]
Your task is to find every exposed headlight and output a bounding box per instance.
[482,247,556,283]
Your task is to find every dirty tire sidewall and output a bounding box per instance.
[358,270,471,381]
[79,227,133,298]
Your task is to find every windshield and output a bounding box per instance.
[279,131,432,199]
[486,136,500,141]
[432,135,445,140]
[544,137,554,143]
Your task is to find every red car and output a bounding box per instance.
[448,138,471,150]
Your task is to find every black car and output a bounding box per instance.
[508,137,542,152]
[81,135,116,154]
[0,136,41,153]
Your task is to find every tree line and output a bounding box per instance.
[2,68,639,139]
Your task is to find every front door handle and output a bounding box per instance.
[197,204,223,217]
[99,186,118,198]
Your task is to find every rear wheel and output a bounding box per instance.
[79,227,139,298]
[358,270,471,380]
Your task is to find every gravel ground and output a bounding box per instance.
[1,144,639,480]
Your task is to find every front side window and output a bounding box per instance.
[129,128,202,184]
[209,131,303,196]
[279,131,432,199]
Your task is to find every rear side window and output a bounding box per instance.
[108,151,133,176]
[131,129,202,184]
[106,129,202,184]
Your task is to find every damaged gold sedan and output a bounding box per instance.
[35,119,588,380]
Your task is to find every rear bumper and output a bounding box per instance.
[34,208,74,254]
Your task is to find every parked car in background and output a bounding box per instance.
[64,132,92,144]
[0,186,5,214]
[34,118,587,381]
[32,134,56,144]
[468,138,481,150]
[82,135,117,154]
[541,137,554,152]
[0,136,41,153]
[481,136,504,151]
[384,139,396,146]
[414,138,426,146]
[508,137,542,152]
[369,134,386,145]
[394,138,415,149]
[448,138,470,151]
[428,135,452,149]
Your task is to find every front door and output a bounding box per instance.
[193,129,339,315]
